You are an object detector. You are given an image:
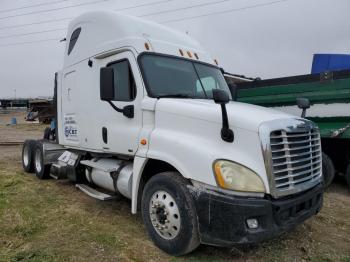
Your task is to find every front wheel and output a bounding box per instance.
[141,172,200,256]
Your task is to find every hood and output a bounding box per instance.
[156,99,296,132]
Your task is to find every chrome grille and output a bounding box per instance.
[270,128,322,191]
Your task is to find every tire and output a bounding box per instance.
[322,153,335,188]
[141,172,200,256]
[33,141,51,179]
[345,164,350,188]
[21,140,36,173]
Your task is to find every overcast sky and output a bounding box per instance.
[0,0,349,98]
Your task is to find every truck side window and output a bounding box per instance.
[196,77,218,94]
[68,27,81,55]
[108,60,136,101]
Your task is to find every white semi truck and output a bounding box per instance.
[21,11,324,255]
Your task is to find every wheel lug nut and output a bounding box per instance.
[165,220,169,223]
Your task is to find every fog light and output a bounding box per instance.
[246,218,259,229]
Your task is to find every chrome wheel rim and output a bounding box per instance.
[149,190,181,240]
[35,149,42,173]
[23,145,29,166]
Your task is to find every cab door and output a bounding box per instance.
[61,69,80,146]
[99,51,143,155]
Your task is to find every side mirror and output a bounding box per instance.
[100,67,115,101]
[296,98,310,118]
[212,89,234,143]
[100,67,134,118]
[213,89,230,104]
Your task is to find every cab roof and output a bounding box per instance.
[63,11,216,68]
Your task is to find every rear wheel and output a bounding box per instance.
[33,142,51,179]
[322,153,335,188]
[141,172,200,256]
[22,140,36,173]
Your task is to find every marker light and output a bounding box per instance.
[187,51,192,58]
[179,49,184,56]
[144,42,150,50]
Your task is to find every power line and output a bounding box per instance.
[0,0,70,14]
[140,0,231,18]
[0,0,174,38]
[0,38,62,47]
[0,17,72,30]
[160,0,288,23]
[0,0,110,20]
[0,0,173,30]
[114,0,174,12]
[0,0,289,47]
[0,0,227,38]
[0,28,66,39]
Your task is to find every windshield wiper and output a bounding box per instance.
[156,94,194,99]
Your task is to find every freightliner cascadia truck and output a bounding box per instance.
[21,11,323,255]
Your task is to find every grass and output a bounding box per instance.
[0,153,350,261]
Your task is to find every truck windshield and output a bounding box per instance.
[139,54,232,99]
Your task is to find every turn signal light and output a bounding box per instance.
[140,139,147,145]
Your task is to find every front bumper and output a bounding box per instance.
[190,183,323,246]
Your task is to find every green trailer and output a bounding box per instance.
[225,69,350,187]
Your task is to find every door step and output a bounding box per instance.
[76,184,116,201]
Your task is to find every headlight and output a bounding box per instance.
[213,160,265,193]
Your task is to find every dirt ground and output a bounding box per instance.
[0,111,350,261]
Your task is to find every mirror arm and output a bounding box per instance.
[107,101,134,118]
[108,101,123,113]
[301,108,307,118]
[296,98,310,118]
[220,103,234,143]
